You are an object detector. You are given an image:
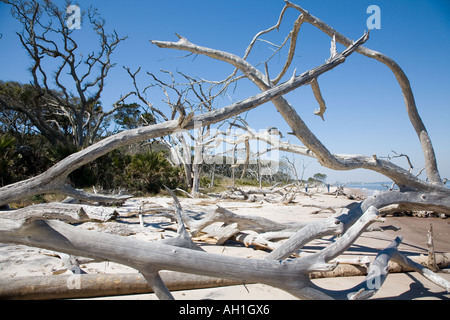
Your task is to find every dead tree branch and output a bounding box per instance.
[0,272,243,300]
[284,0,442,185]
[151,27,448,194]
[311,78,327,121]
[4,0,129,147]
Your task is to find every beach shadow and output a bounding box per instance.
[296,233,432,259]
[299,236,388,256]
[373,273,450,300]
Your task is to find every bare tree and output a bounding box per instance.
[0,1,449,300]
[1,0,131,147]
[124,67,220,195]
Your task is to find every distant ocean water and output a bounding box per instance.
[341,181,449,196]
[341,182,397,196]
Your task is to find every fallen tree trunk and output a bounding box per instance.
[2,252,447,300]
[0,272,244,300]
[310,252,450,279]
[1,201,448,300]
[0,203,119,223]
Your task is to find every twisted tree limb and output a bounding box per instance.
[284,0,442,185]
[311,78,327,121]
[152,3,447,194]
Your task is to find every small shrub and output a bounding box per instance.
[125,151,184,193]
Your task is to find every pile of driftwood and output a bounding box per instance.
[0,187,448,300]
[216,183,307,204]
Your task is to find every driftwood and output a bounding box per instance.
[224,183,312,204]
[0,272,243,300]
[310,252,450,279]
[0,2,449,301]
[2,252,447,300]
[427,224,439,272]
[179,203,310,241]
[283,1,443,187]
[165,191,334,252]
[152,1,449,197]
[1,192,449,300]
[0,203,118,223]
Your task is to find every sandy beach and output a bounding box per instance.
[0,187,449,300]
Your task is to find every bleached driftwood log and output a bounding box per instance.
[2,252,447,300]
[0,203,118,223]
[0,272,244,300]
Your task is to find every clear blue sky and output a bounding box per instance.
[0,0,449,183]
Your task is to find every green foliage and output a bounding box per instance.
[0,128,186,194]
[306,173,327,186]
[313,173,327,183]
[235,178,270,187]
[0,134,17,186]
[0,81,68,145]
[30,194,46,204]
[125,151,184,194]
[59,146,184,193]
[0,134,15,155]
[113,103,156,131]
[199,176,212,188]
[45,143,98,188]
[46,143,79,163]
[90,149,132,190]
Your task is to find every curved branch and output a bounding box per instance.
[152,34,268,89]
[271,14,305,85]
[242,4,290,60]
[152,31,448,193]
[284,0,442,185]
[303,236,403,300]
[310,77,326,120]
